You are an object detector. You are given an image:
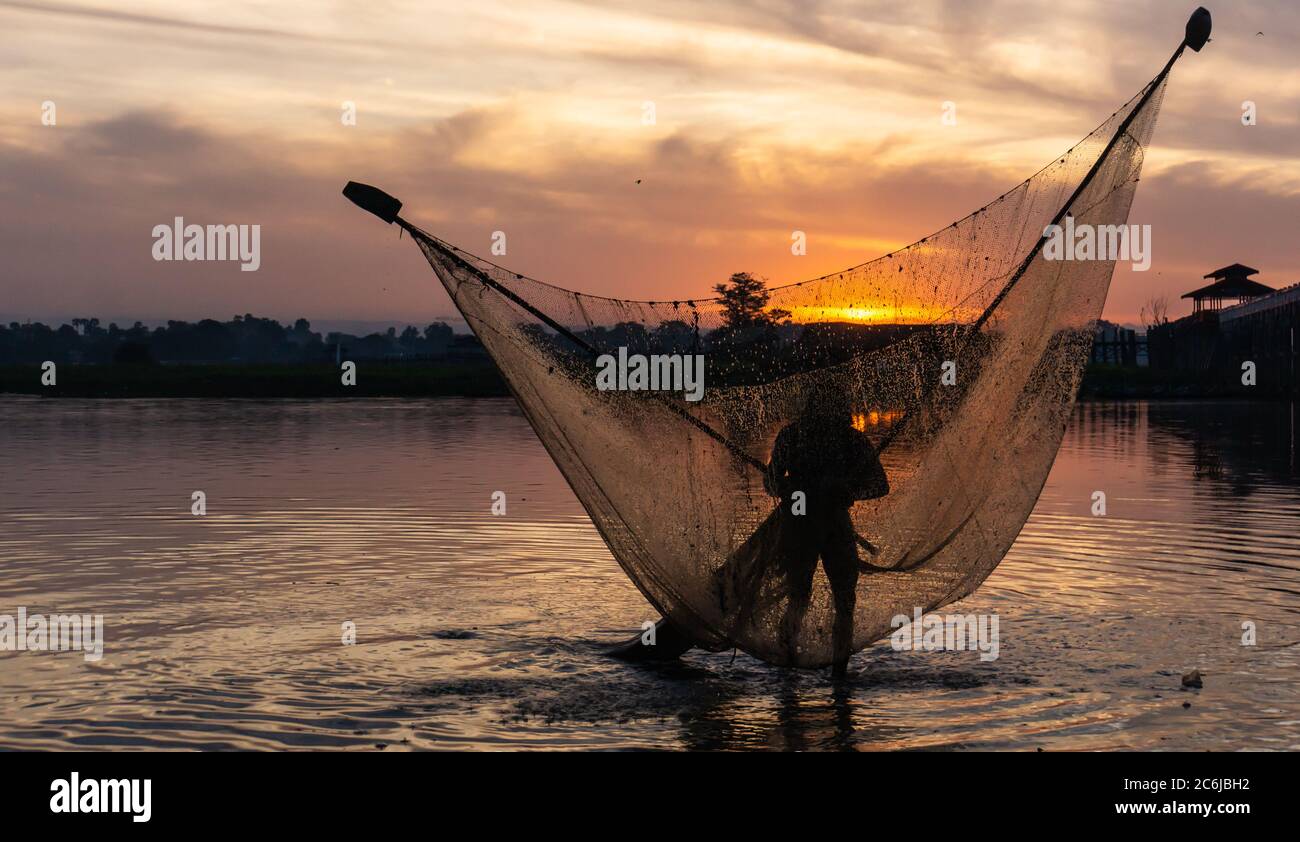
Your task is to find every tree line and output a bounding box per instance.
[0,315,466,365]
[2,273,921,371]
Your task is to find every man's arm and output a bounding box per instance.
[764,427,793,498]
[850,434,890,500]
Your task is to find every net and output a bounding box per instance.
[407,70,1171,667]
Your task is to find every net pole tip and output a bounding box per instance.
[1185,7,1212,52]
[342,181,404,224]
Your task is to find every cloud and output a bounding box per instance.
[1,0,1297,328]
[0,103,1112,323]
[0,0,400,48]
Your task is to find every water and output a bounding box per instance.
[1,397,1298,750]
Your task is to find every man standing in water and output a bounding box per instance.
[764,394,889,677]
[610,392,888,679]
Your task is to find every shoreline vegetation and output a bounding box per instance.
[0,362,1258,400]
[0,295,1265,400]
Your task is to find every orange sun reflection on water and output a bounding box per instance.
[852,410,904,431]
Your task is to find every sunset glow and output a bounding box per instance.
[786,303,982,325]
[1,1,1297,328]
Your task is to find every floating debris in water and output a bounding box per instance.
[430,629,479,640]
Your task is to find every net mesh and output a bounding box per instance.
[409,74,1169,667]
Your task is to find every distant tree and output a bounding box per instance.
[71,317,103,337]
[1140,295,1169,329]
[423,322,453,354]
[650,319,698,354]
[113,341,155,365]
[713,272,791,329]
[609,321,651,353]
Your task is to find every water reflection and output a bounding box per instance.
[0,397,1298,750]
[1072,400,1300,493]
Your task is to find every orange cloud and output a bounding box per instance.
[1,1,1297,328]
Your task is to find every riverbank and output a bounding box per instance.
[0,362,1265,400]
[1076,364,1256,399]
[0,362,510,398]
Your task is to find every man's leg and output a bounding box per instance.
[821,510,862,678]
[779,517,820,663]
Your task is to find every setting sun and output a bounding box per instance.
[785,303,980,324]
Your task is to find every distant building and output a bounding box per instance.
[1148,263,1299,394]
[1091,320,1142,366]
[1179,264,1274,313]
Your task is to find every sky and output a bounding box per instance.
[1,0,1298,329]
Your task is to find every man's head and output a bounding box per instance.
[799,384,854,430]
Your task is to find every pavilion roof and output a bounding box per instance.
[1181,276,1274,300]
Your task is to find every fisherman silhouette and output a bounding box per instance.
[761,393,889,676]
[609,391,889,678]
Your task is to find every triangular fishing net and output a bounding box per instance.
[399,68,1172,667]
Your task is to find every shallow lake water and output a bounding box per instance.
[1,397,1298,750]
